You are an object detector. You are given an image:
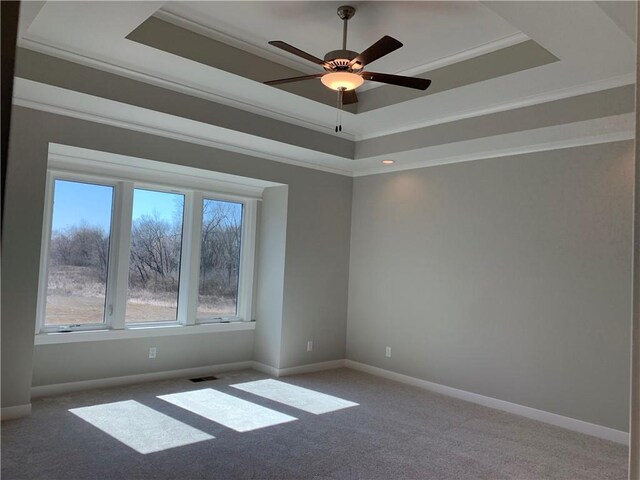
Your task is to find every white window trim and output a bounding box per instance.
[195,195,257,325]
[34,321,256,345]
[37,172,122,334]
[108,180,134,330]
[36,155,262,342]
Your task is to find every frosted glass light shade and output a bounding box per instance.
[321,72,364,91]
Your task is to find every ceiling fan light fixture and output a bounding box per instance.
[321,72,364,91]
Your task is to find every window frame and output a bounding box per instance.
[195,195,255,325]
[124,184,187,327]
[36,168,258,336]
[36,172,120,333]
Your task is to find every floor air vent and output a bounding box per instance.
[189,375,219,383]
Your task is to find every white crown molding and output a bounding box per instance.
[354,113,635,176]
[358,32,529,92]
[354,128,633,177]
[16,37,355,140]
[155,8,320,76]
[16,38,633,146]
[157,8,528,95]
[12,97,347,178]
[13,78,633,179]
[394,32,529,77]
[47,144,280,196]
[355,72,636,141]
[345,360,629,445]
[12,78,354,177]
[16,95,353,177]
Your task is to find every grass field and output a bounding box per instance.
[45,265,236,325]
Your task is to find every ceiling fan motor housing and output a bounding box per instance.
[324,5,361,71]
[324,50,360,71]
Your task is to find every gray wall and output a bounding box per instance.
[347,142,634,431]
[254,186,288,368]
[1,106,352,408]
[3,46,633,435]
[32,332,255,387]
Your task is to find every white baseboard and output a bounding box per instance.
[31,361,253,399]
[251,359,345,377]
[27,356,627,445]
[344,360,629,445]
[1,403,32,421]
[29,359,345,399]
[252,361,280,377]
[277,359,346,376]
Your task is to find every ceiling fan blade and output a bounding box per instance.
[265,74,324,86]
[350,36,403,69]
[342,89,358,105]
[269,41,328,67]
[361,72,431,90]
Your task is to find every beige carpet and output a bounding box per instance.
[1,368,629,479]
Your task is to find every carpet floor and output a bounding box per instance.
[1,368,629,479]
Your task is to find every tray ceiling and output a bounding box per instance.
[160,1,522,78]
[14,1,637,175]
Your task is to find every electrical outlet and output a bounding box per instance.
[385,346,391,358]
[307,341,313,352]
[149,347,157,359]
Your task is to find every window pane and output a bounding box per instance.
[45,180,114,325]
[198,199,243,319]
[126,189,185,323]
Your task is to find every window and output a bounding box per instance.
[37,165,258,337]
[126,189,185,323]
[198,199,243,320]
[44,179,114,326]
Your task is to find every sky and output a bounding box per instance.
[51,180,241,232]
[51,180,183,232]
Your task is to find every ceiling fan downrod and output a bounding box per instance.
[325,5,359,69]
[337,5,355,50]
[334,6,354,133]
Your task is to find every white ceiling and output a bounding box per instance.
[13,1,637,176]
[161,1,522,78]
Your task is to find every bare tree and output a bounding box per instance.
[129,213,182,292]
[50,224,109,277]
[199,201,242,303]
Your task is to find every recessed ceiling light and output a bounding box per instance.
[381,159,395,165]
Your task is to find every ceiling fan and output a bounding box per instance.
[265,5,432,132]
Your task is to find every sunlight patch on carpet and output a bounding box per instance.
[69,400,213,454]
[230,379,359,414]
[158,388,297,432]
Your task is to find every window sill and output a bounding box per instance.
[34,321,255,345]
